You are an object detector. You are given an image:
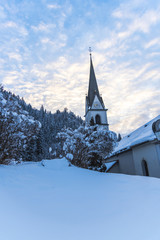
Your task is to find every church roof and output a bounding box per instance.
[87,54,104,107]
[109,115,160,157]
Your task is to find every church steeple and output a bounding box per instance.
[85,50,109,129]
[88,53,100,107]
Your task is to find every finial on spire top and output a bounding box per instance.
[89,47,92,56]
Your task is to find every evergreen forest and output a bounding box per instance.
[0,85,83,164]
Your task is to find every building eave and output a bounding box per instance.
[106,139,158,160]
[85,108,108,116]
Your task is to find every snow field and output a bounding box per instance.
[0,158,160,240]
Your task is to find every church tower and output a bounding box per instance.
[85,51,109,130]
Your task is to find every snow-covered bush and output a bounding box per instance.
[57,125,117,172]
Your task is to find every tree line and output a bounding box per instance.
[0,85,83,164]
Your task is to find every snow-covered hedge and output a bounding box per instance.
[57,125,117,172]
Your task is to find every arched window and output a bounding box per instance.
[95,114,101,124]
[141,159,149,176]
[90,117,94,126]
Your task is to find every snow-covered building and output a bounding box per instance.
[105,115,160,178]
[85,53,109,129]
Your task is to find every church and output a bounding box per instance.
[85,52,109,129]
[105,115,160,178]
[85,51,160,178]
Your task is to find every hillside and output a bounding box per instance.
[0,86,41,163]
[0,158,160,240]
[18,100,83,158]
[0,86,83,163]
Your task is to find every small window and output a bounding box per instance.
[95,114,101,124]
[90,117,94,126]
[141,159,149,176]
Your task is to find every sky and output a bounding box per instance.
[0,0,160,135]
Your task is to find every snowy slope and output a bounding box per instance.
[1,158,160,240]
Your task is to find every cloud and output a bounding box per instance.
[32,22,56,32]
[40,34,67,49]
[0,5,6,19]
[145,38,160,49]
[3,21,17,28]
[0,20,28,36]
[1,0,160,136]
[112,0,160,41]
[6,52,22,62]
[117,10,160,39]
[47,4,61,10]
[96,35,116,50]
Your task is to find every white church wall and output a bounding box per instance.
[132,142,160,178]
[106,151,135,175]
[107,141,160,178]
[117,151,135,175]
[155,144,160,165]
[85,110,108,129]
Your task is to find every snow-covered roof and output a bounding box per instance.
[105,161,117,171]
[111,115,160,156]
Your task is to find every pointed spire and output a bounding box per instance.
[88,51,100,107]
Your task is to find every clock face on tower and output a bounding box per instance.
[94,103,100,108]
